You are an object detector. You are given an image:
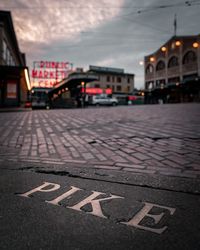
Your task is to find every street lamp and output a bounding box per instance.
[81,81,85,107]
[161,46,167,52]
[150,57,155,62]
[193,42,199,48]
[175,41,181,47]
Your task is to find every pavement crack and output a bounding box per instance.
[34,169,80,178]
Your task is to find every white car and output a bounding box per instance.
[90,94,118,106]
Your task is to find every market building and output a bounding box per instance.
[0,10,30,107]
[144,35,200,104]
[46,66,135,107]
[87,65,134,94]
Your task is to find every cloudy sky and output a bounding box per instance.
[1,0,200,88]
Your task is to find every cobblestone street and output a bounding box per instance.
[0,103,199,180]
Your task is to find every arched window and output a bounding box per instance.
[168,56,179,68]
[146,64,154,74]
[183,51,197,64]
[156,60,165,71]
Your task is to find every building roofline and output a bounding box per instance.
[145,34,199,58]
[0,10,25,66]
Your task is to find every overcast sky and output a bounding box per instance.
[1,0,200,89]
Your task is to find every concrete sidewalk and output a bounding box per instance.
[0,103,200,249]
[1,168,200,250]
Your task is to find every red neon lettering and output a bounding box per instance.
[40,61,45,68]
[38,70,43,78]
[32,69,38,78]
[51,62,55,68]
[43,71,49,78]
[60,71,66,78]
[55,71,60,78]
[49,71,55,78]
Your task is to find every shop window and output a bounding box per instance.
[168,56,179,68]
[94,84,100,88]
[183,51,197,64]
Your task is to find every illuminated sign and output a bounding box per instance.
[81,88,112,95]
[32,60,73,88]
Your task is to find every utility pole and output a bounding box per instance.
[174,14,177,37]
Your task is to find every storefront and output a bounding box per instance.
[0,11,30,108]
[0,66,30,107]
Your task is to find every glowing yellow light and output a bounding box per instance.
[193,42,199,48]
[81,81,85,86]
[161,46,167,52]
[175,41,181,46]
[24,68,31,90]
[150,57,155,62]
[176,82,179,86]
[139,61,144,65]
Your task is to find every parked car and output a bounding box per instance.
[90,94,118,106]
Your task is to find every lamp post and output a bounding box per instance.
[81,81,85,108]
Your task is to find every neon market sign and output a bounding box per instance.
[31,60,73,88]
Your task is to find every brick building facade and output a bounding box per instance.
[87,65,135,95]
[0,11,30,107]
[144,35,200,103]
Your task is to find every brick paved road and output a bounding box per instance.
[0,103,199,179]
